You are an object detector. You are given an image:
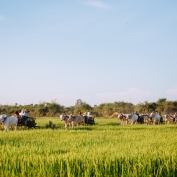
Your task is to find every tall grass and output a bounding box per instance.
[0,118,177,176]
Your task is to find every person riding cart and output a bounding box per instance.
[19,109,29,121]
[14,111,21,122]
[83,112,95,125]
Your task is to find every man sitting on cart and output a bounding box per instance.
[19,109,29,121]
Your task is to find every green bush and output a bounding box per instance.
[45,121,56,129]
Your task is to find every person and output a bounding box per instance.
[24,109,29,117]
[150,111,154,121]
[87,112,91,117]
[135,111,141,123]
[19,109,29,121]
[159,112,163,124]
[83,112,87,124]
[22,109,30,121]
[14,111,21,122]
[19,109,25,117]
[135,111,139,116]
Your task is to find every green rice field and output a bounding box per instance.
[0,118,177,177]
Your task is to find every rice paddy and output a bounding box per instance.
[0,118,177,177]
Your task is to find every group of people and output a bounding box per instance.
[14,109,30,122]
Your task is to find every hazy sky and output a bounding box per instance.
[0,0,177,106]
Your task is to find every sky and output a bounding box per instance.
[0,0,177,107]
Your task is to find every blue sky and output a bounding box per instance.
[0,0,177,106]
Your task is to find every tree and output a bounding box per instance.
[46,102,62,117]
[75,99,83,106]
[74,103,93,115]
[157,98,167,113]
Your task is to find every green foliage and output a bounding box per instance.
[93,101,134,117]
[0,98,177,117]
[74,103,93,115]
[45,121,56,129]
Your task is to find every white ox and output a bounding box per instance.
[0,114,18,131]
[68,115,84,128]
[149,113,161,124]
[127,114,138,125]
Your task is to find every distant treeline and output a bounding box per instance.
[1,98,177,117]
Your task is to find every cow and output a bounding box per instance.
[164,113,174,124]
[118,114,128,125]
[127,114,138,125]
[138,114,153,124]
[60,114,71,129]
[173,112,177,124]
[149,112,161,125]
[0,114,18,131]
[67,115,84,128]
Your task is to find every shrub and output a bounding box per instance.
[45,121,56,129]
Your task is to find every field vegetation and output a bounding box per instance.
[0,118,177,177]
[1,98,177,118]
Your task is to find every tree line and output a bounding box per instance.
[0,98,177,118]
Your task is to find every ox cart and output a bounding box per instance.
[18,116,38,129]
[0,114,38,131]
[84,112,95,125]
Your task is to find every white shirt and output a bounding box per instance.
[19,112,25,117]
